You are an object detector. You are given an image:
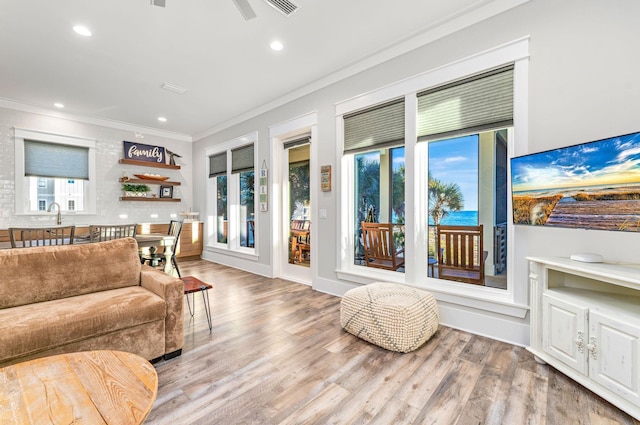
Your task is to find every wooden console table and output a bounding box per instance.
[0,350,158,424]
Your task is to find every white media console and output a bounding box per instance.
[528,257,640,420]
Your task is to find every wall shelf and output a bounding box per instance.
[119,159,180,170]
[119,178,180,186]
[119,197,181,202]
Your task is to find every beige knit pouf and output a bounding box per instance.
[340,282,439,353]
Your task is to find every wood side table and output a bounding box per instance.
[182,276,213,332]
[0,350,157,425]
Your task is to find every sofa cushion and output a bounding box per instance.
[0,238,142,309]
[0,287,165,363]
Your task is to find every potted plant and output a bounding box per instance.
[122,183,151,197]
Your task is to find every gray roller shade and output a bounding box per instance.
[283,136,310,150]
[344,98,405,154]
[24,140,89,179]
[209,152,227,177]
[417,65,514,141]
[232,144,254,174]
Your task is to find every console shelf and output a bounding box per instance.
[528,257,640,420]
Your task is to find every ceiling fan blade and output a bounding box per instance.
[232,0,257,20]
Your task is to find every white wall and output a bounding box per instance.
[0,107,193,227]
[191,0,640,345]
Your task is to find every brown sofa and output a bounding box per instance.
[0,237,184,367]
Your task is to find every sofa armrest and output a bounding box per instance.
[140,265,184,355]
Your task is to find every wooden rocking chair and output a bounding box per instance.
[361,222,404,271]
[436,224,488,285]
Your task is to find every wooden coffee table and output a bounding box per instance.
[0,350,158,424]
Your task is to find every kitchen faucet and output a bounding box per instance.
[47,202,62,225]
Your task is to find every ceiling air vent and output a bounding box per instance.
[264,0,299,17]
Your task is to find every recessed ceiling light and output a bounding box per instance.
[73,25,92,37]
[158,117,167,122]
[270,41,284,51]
[54,103,64,108]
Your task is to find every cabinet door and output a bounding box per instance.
[589,310,640,405]
[542,293,588,374]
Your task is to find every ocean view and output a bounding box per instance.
[428,210,478,226]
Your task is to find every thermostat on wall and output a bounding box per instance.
[570,253,604,263]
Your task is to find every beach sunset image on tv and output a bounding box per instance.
[511,131,640,231]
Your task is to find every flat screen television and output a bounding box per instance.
[511,130,640,232]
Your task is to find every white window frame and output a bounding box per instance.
[205,132,258,258]
[335,37,530,318]
[14,128,96,216]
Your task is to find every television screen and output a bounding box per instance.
[511,131,640,231]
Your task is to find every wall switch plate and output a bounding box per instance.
[319,209,327,219]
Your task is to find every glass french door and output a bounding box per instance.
[282,143,312,283]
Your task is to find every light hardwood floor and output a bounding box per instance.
[146,259,640,425]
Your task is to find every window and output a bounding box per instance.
[216,176,228,244]
[428,135,479,230]
[344,99,406,270]
[209,152,228,243]
[340,64,514,290]
[418,66,513,289]
[232,145,255,248]
[353,147,405,268]
[14,129,96,215]
[207,135,256,253]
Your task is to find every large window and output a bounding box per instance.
[14,129,96,215]
[207,137,256,252]
[341,64,514,291]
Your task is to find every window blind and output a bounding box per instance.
[344,98,405,154]
[283,136,310,150]
[417,65,514,141]
[208,152,227,177]
[231,144,254,174]
[24,140,89,179]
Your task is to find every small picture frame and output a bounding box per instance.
[160,185,173,198]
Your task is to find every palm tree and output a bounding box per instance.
[428,171,464,225]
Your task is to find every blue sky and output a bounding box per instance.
[429,135,479,211]
[511,132,640,192]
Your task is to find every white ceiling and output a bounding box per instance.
[0,0,517,140]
